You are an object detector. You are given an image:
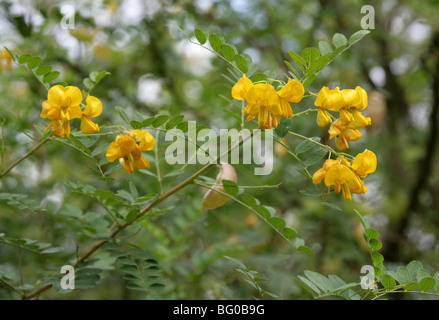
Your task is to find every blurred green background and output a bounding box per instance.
[0,0,438,299]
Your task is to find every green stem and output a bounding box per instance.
[288,130,340,156]
[22,128,256,300]
[0,136,51,179]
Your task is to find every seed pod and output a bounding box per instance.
[365,91,387,132]
[201,163,238,210]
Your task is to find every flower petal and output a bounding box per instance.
[81,115,100,134]
[68,105,83,120]
[315,86,344,111]
[83,95,103,117]
[106,141,123,162]
[351,149,377,177]
[129,129,155,151]
[324,164,356,187]
[277,79,304,103]
[64,86,83,107]
[231,75,253,100]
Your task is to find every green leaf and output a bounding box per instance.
[83,77,93,89]
[254,205,271,220]
[95,71,110,83]
[407,261,423,280]
[419,277,436,292]
[274,117,293,138]
[302,73,316,88]
[297,245,314,255]
[396,266,412,285]
[365,228,380,240]
[269,217,286,230]
[130,120,143,129]
[368,239,382,251]
[295,137,320,155]
[332,33,348,48]
[320,201,343,211]
[434,272,439,292]
[417,268,431,282]
[240,194,257,207]
[152,115,169,127]
[306,56,330,75]
[283,227,297,239]
[221,44,236,61]
[27,56,42,69]
[381,274,396,290]
[208,33,222,52]
[318,41,333,55]
[43,71,60,83]
[348,30,370,46]
[222,179,239,196]
[304,148,328,166]
[36,65,52,76]
[115,106,130,125]
[194,26,208,44]
[165,115,184,130]
[250,73,267,83]
[296,276,319,297]
[288,51,306,72]
[371,252,384,264]
[18,53,31,64]
[234,54,248,73]
[304,270,333,292]
[301,47,320,65]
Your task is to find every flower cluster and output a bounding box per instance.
[106,130,155,174]
[40,85,102,138]
[312,149,377,200]
[231,75,305,129]
[315,86,371,151]
[0,49,13,73]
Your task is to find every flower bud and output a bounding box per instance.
[202,163,238,210]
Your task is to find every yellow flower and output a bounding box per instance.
[339,87,370,127]
[81,95,103,134]
[351,149,377,178]
[328,119,362,151]
[313,150,377,200]
[324,164,362,201]
[40,85,83,138]
[106,130,155,174]
[314,86,344,127]
[0,49,13,72]
[342,86,368,110]
[244,83,282,129]
[312,156,350,184]
[231,74,253,100]
[347,109,371,130]
[276,79,305,118]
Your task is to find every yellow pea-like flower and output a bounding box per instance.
[106,130,155,174]
[244,83,282,129]
[324,164,362,201]
[351,149,377,178]
[81,95,103,134]
[276,79,304,118]
[40,85,83,138]
[231,74,253,100]
[328,119,362,151]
